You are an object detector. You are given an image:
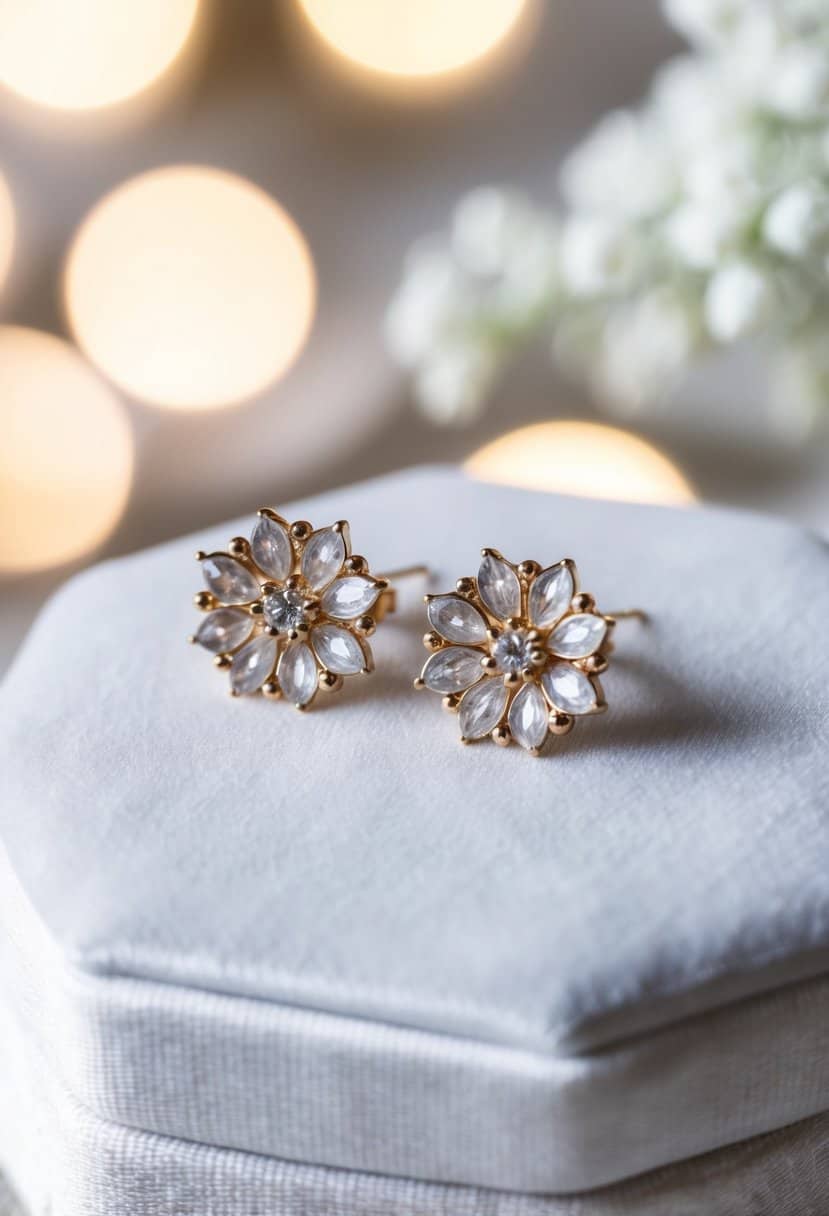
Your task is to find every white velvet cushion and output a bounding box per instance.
[1,466,828,1194]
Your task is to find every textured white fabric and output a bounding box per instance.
[1,467,828,1195]
[1,990,828,1216]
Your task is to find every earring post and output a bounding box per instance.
[378,564,430,582]
[605,609,649,623]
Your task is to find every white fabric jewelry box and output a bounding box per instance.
[1,466,828,1215]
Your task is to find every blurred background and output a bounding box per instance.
[2,0,828,676]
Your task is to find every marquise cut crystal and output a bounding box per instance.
[301,527,345,591]
[195,608,252,654]
[422,646,484,694]
[263,588,306,632]
[427,595,488,644]
[312,624,366,675]
[321,576,381,620]
[278,642,318,706]
[202,555,261,605]
[548,613,607,659]
[230,634,277,695]
[250,515,292,582]
[477,553,521,620]
[542,662,598,715]
[508,682,548,752]
[459,677,508,740]
[529,564,574,629]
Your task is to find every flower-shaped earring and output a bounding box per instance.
[190,509,425,709]
[415,549,644,755]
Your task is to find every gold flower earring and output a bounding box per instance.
[190,508,426,709]
[414,548,645,755]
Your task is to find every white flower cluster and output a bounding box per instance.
[387,0,829,430]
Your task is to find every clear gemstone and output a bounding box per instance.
[250,515,292,582]
[301,527,346,591]
[195,608,252,654]
[459,677,508,740]
[202,555,261,605]
[477,553,521,620]
[230,634,277,695]
[312,624,366,675]
[422,646,484,693]
[529,564,574,629]
[278,642,318,706]
[508,683,548,752]
[542,662,598,714]
[320,576,381,620]
[427,595,487,644]
[263,588,307,632]
[491,629,534,674]
[548,613,607,659]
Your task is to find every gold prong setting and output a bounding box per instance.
[416,548,620,755]
[191,510,390,709]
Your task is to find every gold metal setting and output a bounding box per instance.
[190,508,424,710]
[415,548,645,755]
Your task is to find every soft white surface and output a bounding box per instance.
[1,986,828,1216]
[1,467,828,1193]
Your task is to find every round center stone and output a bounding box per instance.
[263,587,306,632]
[491,628,534,674]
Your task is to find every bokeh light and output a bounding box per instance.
[0,172,14,293]
[0,0,199,111]
[65,167,316,411]
[0,327,133,574]
[297,0,527,79]
[466,421,696,506]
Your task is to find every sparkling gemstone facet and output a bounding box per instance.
[312,624,366,675]
[230,634,277,695]
[491,628,534,674]
[529,563,574,629]
[542,662,598,715]
[477,553,521,620]
[195,608,252,654]
[548,613,607,659]
[250,515,292,582]
[263,588,307,632]
[508,682,548,752]
[427,595,488,644]
[422,646,484,694]
[278,642,318,706]
[320,576,381,620]
[202,555,261,605]
[301,527,345,591]
[459,677,508,740]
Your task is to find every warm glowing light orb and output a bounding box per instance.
[0,327,133,574]
[466,421,696,507]
[65,167,316,412]
[298,0,527,78]
[0,172,14,292]
[0,0,199,111]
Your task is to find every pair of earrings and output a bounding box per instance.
[190,508,643,756]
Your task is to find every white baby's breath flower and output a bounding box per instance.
[763,182,829,257]
[762,43,829,119]
[450,187,557,279]
[663,198,743,269]
[415,344,498,426]
[704,262,770,343]
[387,0,829,429]
[593,290,695,413]
[662,0,748,49]
[560,109,674,218]
[385,240,464,365]
[559,215,639,297]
